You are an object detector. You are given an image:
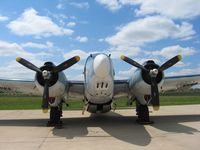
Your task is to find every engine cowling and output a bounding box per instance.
[34,62,67,98]
[129,60,164,104]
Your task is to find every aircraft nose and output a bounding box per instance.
[93,54,110,78]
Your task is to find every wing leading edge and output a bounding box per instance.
[162,74,200,91]
[0,74,200,99]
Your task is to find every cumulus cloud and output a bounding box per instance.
[66,22,76,27]
[0,40,30,57]
[149,45,196,59]
[97,0,200,19]
[96,0,122,11]
[105,16,195,47]
[0,40,50,61]
[21,41,53,49]
[0,40,49,79]
[108,46,141,59]
[116,67,136,79]
[76,36,88,43]
[70,2,89,9]
[135,0,200,19]
[7,8,73,37]
[64,49,89,60]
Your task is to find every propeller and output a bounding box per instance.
[121,55,182,111]
[16,56,80,113]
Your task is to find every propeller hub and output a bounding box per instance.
[42,70,51,80]
[149,69,158,77]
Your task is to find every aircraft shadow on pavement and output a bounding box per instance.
[52,111,200,146]
[52,112,151,146]
[0,111,200,146]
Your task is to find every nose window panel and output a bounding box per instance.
[96,82,109,89]
[105,83,108,88]
[101,82,104,88]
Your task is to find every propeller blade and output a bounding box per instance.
[121,55,149,72]
[150,77,160,111]
[42,80,49,113]
[159,55,182,72]
[53,56,80,73]
[16,57,41,73]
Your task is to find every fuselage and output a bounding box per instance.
[83,53,114,113]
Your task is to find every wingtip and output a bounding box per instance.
[16,57,21,62]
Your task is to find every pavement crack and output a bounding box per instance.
[38,128,52,150]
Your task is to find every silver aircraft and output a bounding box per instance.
[0,53,200,126]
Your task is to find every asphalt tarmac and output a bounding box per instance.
[0,105,200,150]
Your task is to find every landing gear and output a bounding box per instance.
[47,106,63,128]
[136,103,153,125]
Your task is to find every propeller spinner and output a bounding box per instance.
[121,55,182,111]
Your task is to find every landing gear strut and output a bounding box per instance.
[47,106,63,128]
[136,103,153,124]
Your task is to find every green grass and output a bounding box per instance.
[0,95,200,110]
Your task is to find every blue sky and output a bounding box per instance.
[0,0,200,80]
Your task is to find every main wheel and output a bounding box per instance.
[136,103,153,124]
[47,107,62,127]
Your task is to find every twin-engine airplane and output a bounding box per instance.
[0,53,200,126]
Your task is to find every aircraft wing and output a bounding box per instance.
[0,79,40,95]
[162,74,200,91]
[67,80,84,99]
[113,79,129,98]
[0,79,85,99]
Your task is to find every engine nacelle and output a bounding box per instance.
[129,60,164,104]
[34,72,67,98]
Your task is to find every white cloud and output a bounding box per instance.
[70,2,89,9]
[116,67,136,79]
[7,8,73,37]
[0,40,50,61]
[0,40,30,57]
[64,49,89,60]
[135,0,200,19]
[0,15,8,21]
[96,0,138,11]
[96,0,122,11]
[0,61,35,79]
[66,22,76,27]
[76,36,88,43]
[106,16,195,47]
[149,45,196,59]
[175,61,191,68]
[108,46,141,59]
[21,41,53,49]
[0,40,48,79]
[97,0,200,19]
[71,64,85,70]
